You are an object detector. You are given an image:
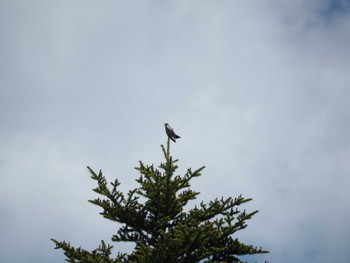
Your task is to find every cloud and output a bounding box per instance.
[1,0,350,262]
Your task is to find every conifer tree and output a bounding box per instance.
[52,138,268,262]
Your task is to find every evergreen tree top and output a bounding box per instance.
[52,138,268,262]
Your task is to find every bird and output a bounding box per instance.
[164,123,181,143]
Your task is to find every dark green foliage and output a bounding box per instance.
[51,239,126,263]
[52,139,268,262]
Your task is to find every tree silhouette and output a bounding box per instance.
[52,138,268,262]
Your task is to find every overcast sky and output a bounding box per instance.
[1,0,350,262]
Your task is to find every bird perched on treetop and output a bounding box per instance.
[164,123,181,143]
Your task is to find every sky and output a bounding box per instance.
[1,0,350,262]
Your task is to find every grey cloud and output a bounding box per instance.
[1,1,350,262]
